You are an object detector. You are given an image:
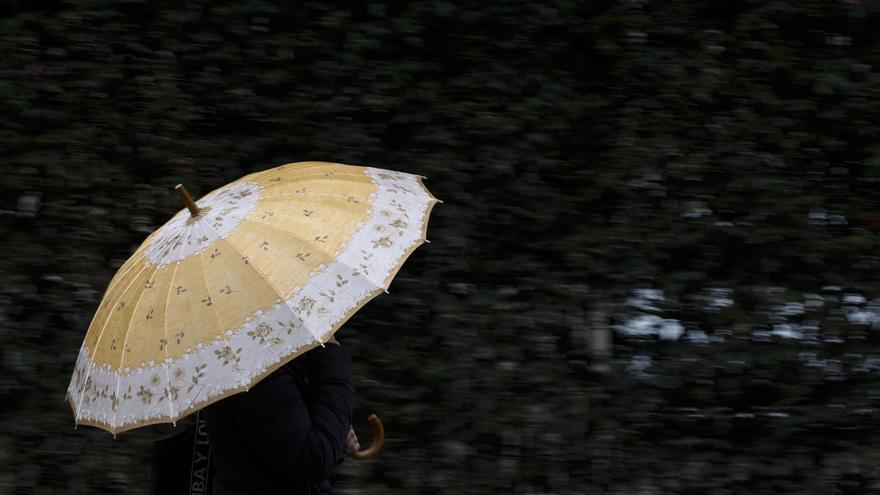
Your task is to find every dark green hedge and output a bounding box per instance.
[2,1,879,493]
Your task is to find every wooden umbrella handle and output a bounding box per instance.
[349,414,384,460]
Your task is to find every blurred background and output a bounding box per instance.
[2,1,880,493]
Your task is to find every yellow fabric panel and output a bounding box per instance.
[155,250,228,360]
[91,259,156,367]
[228,218,336,296]
[83,253,145,354]
[119,261,176,369]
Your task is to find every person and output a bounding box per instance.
[203,336,359,495]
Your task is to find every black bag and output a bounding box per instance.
[149,412,214,495]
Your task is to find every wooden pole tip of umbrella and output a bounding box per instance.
[175,184,201,217]
[350,413,385,460]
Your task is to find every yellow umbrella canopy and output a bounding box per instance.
[67,162,439,434]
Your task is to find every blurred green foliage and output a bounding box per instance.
[2,1,880,493]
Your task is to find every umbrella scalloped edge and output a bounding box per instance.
[67,166,439,434]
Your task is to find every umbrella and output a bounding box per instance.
[67,161,439,436]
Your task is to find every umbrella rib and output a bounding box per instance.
[238,217,337,261]
[97,253,147,306]
[110,222,185,431]
[192,221,232,342]
[82,252,147,340]
[161,243,183,422]
[198,220,323,345]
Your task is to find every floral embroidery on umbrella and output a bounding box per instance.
[176,285,186,295]
[150,374,162,387]
[136,385,154,405]
[73,368,84,389]
[303,209,314,217]
[201,296,213,306]
[296,297,315,316]
[247,322,274,344]
[389,199,407,214]
[187,364,207,393]
[314,235,328,243]
[220,285,233,295]
[145,279,155,289]
[261,210,275,219]
[215,346,242,366]
[81,378,94,403]
[386,183,414,195]
[165,385,180,402]
[174,329,185,344]
[358,250,374,276]
[335,275,348,288]
[279,319,299,335]
[233,189,253,200]
[296,252,311,261]
[211,248,221,259]
[260,240,269,250]
[372,236,393,248]
[320,288,336,303]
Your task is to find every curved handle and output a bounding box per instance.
[349,414,384,460]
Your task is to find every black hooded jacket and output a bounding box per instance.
[202,344,353,495]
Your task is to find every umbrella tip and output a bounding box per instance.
[175,184,202,217]
[424,239,431,244]
[383,289,390,294]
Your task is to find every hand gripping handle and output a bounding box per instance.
[349,414,385,460]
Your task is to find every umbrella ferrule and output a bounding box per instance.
[175,184,202,217]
